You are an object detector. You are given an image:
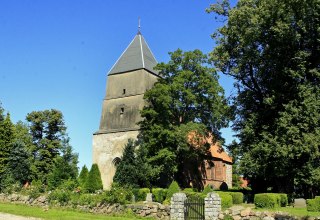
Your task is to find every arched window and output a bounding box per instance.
[112,157,121,166]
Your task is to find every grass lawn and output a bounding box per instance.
[0,202,150,220]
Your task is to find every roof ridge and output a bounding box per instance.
[107,33,158,75]
[139,34,145,68]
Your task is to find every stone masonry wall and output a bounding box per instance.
[225,163,232,188]
[92,130,139,190]
[0,193,170,219]
[205,193,221,220]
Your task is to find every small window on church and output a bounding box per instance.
[120,107,124,114]
[123,89,126,95]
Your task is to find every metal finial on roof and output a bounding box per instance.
[138,17,141,35]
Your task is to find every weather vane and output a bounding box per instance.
[138,17,141,34]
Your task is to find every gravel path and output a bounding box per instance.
[0,213,42,220]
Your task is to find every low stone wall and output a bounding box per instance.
[0,193,170,219]
[221,206,320,220]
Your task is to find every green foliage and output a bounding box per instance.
[152,188,167,203]
[76,193,102,208]
[84,164,103,193]
[254,193,288,208]
[216,192,233,208]
[307,197,320,212]
[103,183,133,204]
[48,189,71,206]
[202,185,214,195]
[47,143,78,190]
[0,112,16,189]
[183,188,205,200]
[28,180,46,199]
[132,188,150,202]
[164,181,180,204]
[113,139,147,188]
[139,49,231,188]
[228,192,244,204]
[8,123,33,185]
[223,214,233,220]
[78,165,89,188]
[26,109,78,185]
[208,0,320,196]
[278,193,288,207]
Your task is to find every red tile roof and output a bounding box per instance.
[188,132,232,163]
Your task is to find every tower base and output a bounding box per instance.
[92,130,139,190]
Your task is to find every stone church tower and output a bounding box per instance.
[92,31,159,189]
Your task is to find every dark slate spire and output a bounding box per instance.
[108,33,158,75]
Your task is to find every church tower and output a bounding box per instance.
[93,31,159,189]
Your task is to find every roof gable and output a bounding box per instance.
[108,33,158,75]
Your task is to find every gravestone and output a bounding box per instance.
[294,198,307,208]
[146,193,153,202]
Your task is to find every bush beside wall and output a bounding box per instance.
[254,193,288,208]
[307,197,320,212]
[132,188,150,202]
[152,188,167,203]
[216,192,233,208]
[229,192,244,204]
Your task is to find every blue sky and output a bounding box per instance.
[0,0,237,169]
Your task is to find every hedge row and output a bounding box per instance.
[254,193,288,208]
[307,196,320,212]
[132,188,150,202]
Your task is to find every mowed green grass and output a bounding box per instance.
[0,202,146,220]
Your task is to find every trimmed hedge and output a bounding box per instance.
[216,192,233,208]
[307,197,320,212]
[254,193,288,208]
[202,185,214,195]
[278,193,288,207]
[164,181,180,204]
[152,188,167,203]
[133,188,150,201]
[229,192,244,204]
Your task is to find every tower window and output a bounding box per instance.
[123,89,126,95]
[120,107,124,114]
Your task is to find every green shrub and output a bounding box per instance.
[132,188,150,202]
[223,214,233,220]
[254,193,281,208]
[183,188,195,193]
[59,179,78,191]
[216,192,233,208]
[78,165,89,187]
[278,193,288,207]
[103,184,133,204]
[48,189,71,206]
[229,192,244,204]
[182,188,204,200]
[164,181,180,204]
[307,197,320,212]
[152,188,167,203]
[78,193,102,207]
[84,164,103,193]
[202,185,214,195]
[28,180,45,199]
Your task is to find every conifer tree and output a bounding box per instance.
[85,164,103,193]
[78,165,89,188]
[113,139,147,188]
[0,113,15,179]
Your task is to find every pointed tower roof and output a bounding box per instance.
[108,33,158,75]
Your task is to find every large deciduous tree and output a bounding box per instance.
[26,109,78,184]
[207,0,320,197]
[138,49,231,189]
